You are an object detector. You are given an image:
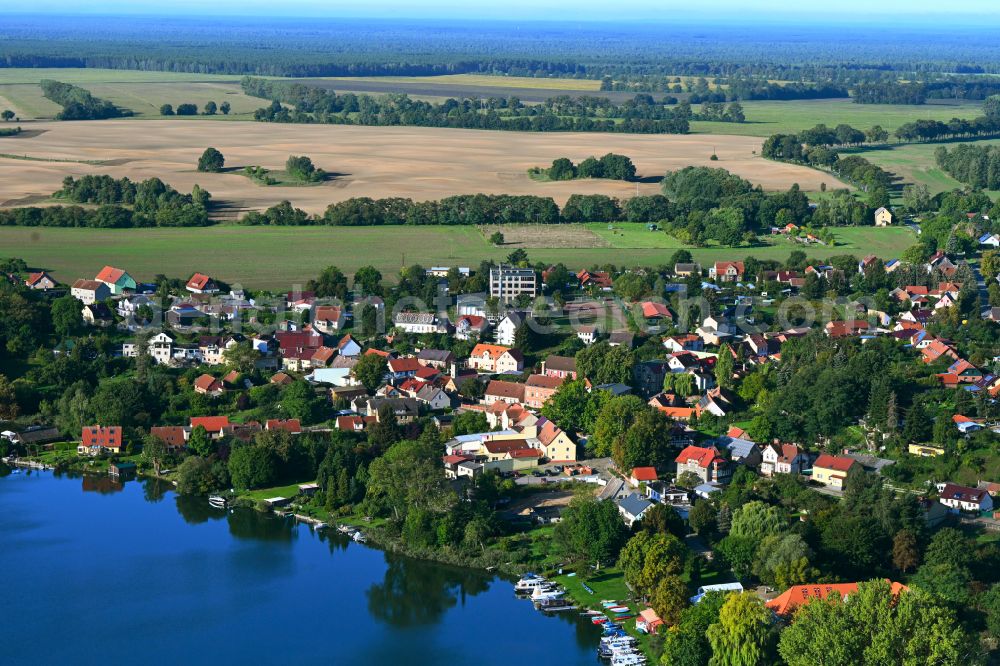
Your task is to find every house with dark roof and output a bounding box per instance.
[524,374,563,408]
[416,348,455,369]
[312,305,345,334]
[71,279,111,305]
[617,492,653,527]
[939,483,993,513]
[718,436,761,468]
[150,426,187,452]
[542,355,577,380]
[484,380,526,405]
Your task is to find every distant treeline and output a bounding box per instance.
[853,80,1000,105]
[0,175,211,228]
[239,194,673,227]
[935,144,1000,190]
[40,80,132,120]
[243,78,690,134]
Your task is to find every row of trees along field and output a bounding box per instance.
[160,101,230,116]
[39,80,132,120]
[242,78,692,134]
[0,176,211,228]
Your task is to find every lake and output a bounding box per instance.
[0,468,601,665]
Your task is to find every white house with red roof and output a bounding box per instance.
[675,445,731,484]
[185,273,219,294]
[629,466,658,487]
[709,261,745,283]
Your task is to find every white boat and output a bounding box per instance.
[208,495,228,508]
[531,585,564,601]
[352,531,367,543]
[514,576,549,593]
[314,522,327,531]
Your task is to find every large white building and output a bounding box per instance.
[489,265,537,303]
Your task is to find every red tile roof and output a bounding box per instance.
[388,357,422,373]
[814,454,856,473]
[767,581,907,616]
[266,418,302,433]
[676,445,723,469]
[190,416,230,433]
[95,265,127,284]
[186,273,213,290]
[150,426,186,449]
[631,467,658,482]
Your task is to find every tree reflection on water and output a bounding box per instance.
[366,553,491,627]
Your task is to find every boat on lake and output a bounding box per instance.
[352,531,367,543]
[208,495,228,509]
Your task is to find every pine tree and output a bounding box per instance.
[885,391,898,433]
[717,505,732,534]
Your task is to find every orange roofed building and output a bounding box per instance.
[767,581,908,617]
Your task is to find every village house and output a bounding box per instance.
[908,443,946,457]
[265,419,302,434]
[309,346,336,368]
[198,335,237,366]
[767,582,907,618]
[82,303,114,327]
[276,330,323,371]
[333,333,360,357]
[523,374,564,408]
[675,445,732,484]
[629,466,658,487]
[415,385,451,411]
[874,206,894,227]
[364,397,421,424]
[542,355,577,380]
[185,272,219,294]
[95,265,137,295]
[494,311,528,346]
[639,301,673,323]
[617,492,654,527]
[533,419,576,462]
[387,357,422,381]
[193,373,225,397]
[673,262,700,277]
[454,314,490,340]
[467,343,524,374]
[938,483,994,513]
[718,436,762,468]
[312,305,345,334]
[663,334,704,353]
[577,324,600,345]
[812,454,859,490]
[190,416,230,439]
[416,348,455,369]
[150,426,187,452]
[393,312,441,334]
[122,332,175,365]
[709,261,745,283]
[979,233,1000,248]
[71,279,111,305]
[760,443,809,476]
[79,425,123,456]
[484,379,526,405]
[577,269,613,291]
[25,271,56,290]
[608,331,635,348]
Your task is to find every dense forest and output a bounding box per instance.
[40,80,132,120]
[243,78,691,134]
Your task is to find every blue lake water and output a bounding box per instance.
[0,468,601,665]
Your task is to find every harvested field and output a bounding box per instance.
[485,224,611,248]
[0,120,846,215]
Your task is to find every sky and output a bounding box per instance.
[4,0,999,21]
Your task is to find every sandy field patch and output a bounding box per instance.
[484,224,611,249]
[0,120,846,214]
